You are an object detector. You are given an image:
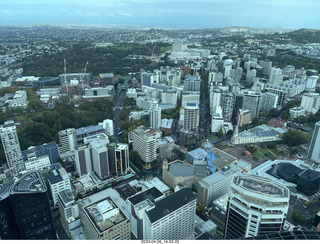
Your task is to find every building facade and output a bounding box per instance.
[308,121,320,162]
[224,174,289,239]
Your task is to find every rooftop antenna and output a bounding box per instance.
[81,62,89,94]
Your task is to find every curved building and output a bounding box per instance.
[225,174,289,239]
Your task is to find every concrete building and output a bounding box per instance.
[181,92,200,107]
[308,121,320,162]
[237,108,251,127]
[242,91,261,120]
[180,103,199,131]
[197,160,251,207]
[90,135,110,179]
[132,126,157,166]
[58,189,80,237]
[24,152,51,172]
[58,128,77,155]
[162,160,195,190]
[83,87,114,100]
[99,73,117,86]
[136,97,159,111]
[224,174,290,239]
[259,92,278,112]
[81,197,130,240]
[99,119,114,137]
[301,93,320,114]
[6,90,29,109]
[76,125,104,144]
[127,187,165,239]
[127,88,138,100]
[47,163,72,206]
[149,103,161,130]
[161,91,178,106]
[269,67,283,85]
[0,121,25,176]
[159,119,173,134]
[143,188,196,240]
[289,106,305,119]
[305,75,319,91]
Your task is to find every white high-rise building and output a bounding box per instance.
[47,163,72,206]
[305,75,319,91]
[90,135,110,179]
[149,103,161,130]
[0,120,25,176]
[224,174,290,239]
[246,69,256,83]
[99,119,114,136]
[198,160,252,207]
[181,92,200,107]
[259,92,278,112]
[308,121,320,162]
[143,188,196,240]
[180,103,199,131]
[301,93,320,114]
[132,126,157,165]
[269,67,283,85]
[58,128,77,155]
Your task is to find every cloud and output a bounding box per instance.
[75,9,82,15]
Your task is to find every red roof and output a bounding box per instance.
[244,150,251,155]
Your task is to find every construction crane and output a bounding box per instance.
[63,59,69,94]
[81,62,89,93]
[151,42,157,56]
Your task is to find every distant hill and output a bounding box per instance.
[286,28,320,44]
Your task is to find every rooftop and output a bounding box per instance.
[207,148,238,169]
[47,163,68,185]
[200,159,250,186]
[58,189,75,206]
[11,171,47,194]
[76,125,104,136]
[146,188,196,224]
[128,187,163,205]
[233,174,289,198]
[168,162,194,177]
[84,197,126,233]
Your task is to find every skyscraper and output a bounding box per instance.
[0,120,25,176]
[10,171,56,239]
[58,128,77,155]
[180,103,200,131]
[149,103,161,130]
[224,174,289,239]
[308,121,320,162]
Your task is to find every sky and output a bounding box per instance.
[0,0,320,29]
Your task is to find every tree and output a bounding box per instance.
[129,150,143,165]
[292,210,305,224]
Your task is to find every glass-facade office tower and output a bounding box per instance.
[10,171,56,239]
[308,121,320,162]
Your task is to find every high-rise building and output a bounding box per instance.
[301,93,320,114]
[224,174,289,239]
[308,121,320,162]
[259,60,272,76]
[81,197,130,240]
[0,120,25,176]
[0,177,20,239]
[181,92,200,107]
[91,135,110,179]
[237,109,251,127]
[259,92,278,112]
[58,128,77,155]
[57,190,80,237]
[149,103,161,130]
[10,171,56,239]
[115,143,129,175]
[132,126,157,166]
[47,163,72,206]
[221,91,235,122]
[269,67,283,85]
[197,160,251,207]
[128,187,165,239]
[180,103,200,131]
[183,76,201,92]
[242,91,261,120]
[143,188,197,240]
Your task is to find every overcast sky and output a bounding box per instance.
[1,0,320,29]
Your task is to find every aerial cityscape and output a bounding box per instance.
[1,0,320,241]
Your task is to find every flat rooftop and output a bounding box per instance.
[84,197,126,233]
[146,188,196,224]
[233,174,289,198]
[208,148,238,169]
[128,187,163,205]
